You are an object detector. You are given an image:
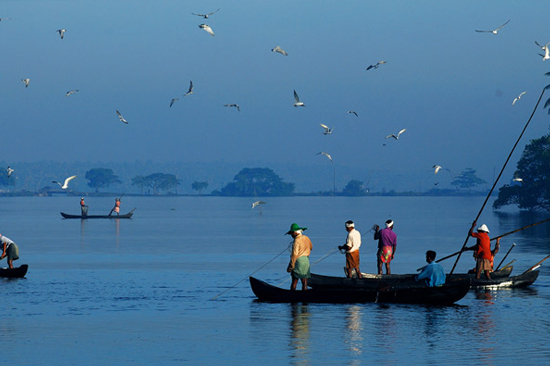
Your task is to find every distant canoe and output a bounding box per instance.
[0,264,28,278]
[60,209,134,219]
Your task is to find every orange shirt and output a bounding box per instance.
[470,232,491,260]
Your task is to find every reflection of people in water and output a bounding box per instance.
[345,305,364,355]
[289,304,310,356]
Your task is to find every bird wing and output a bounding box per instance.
[496,19,510,30]
[512,98,518,105]
[320,124,329,130]
[293,90,300,102]
[347,111,358,116]
[207,9,220,16]
[536,41,543,48]
[397,128,406,136]
[52,180,61,186]
[188,81,193,93]
[366,65,374,70]
[475,30,491,33]
[63,175,77,186]
[385,134,396,139]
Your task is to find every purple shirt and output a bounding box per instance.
[374,228,397,251]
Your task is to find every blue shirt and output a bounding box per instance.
[416,262,446,287]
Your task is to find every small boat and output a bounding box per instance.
[469,269,539,289]
[60,209,135,219]
[0,264,28,278]
[249,276,471,305]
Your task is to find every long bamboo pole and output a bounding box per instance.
[450,88,546,274]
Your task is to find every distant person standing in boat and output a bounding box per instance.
[416,250,446,287]
[373,219,397,274]
[286,223,313,291]
[109,198,121,216]
[80,197,88,216]
[338,220,362,278]
[0,233,19,269]
[466,221,494,280]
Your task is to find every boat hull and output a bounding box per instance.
[0,264,28,278]
[60,211,133,219]
[249,276,471,305]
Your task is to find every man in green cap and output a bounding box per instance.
[285,223,313,291]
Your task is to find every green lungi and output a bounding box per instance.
[7,243,19,261]
[291,256,311,279]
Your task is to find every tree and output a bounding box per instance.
[191,181,209,195]
[451,168,486,191]
[85,168,121,192]
[342,179,368,196]
[132,173,180,195]
[218,167,295,196]
[493,133,550,211]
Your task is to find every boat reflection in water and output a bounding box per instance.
[289,304,311,361]
[345,305,364,357]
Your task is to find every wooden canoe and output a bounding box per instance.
[60,210,134,219]
[249,276,471,305]
[0,264,28,278]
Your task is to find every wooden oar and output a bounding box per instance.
[495,243,516,271]
[521,254,550,275]
[491,217,550,241]
[450,87,547,275]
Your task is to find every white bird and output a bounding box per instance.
[170,98,179,107]
[432,165,442,174]
[347,110,358,117]
[21,78,30,88]
[535,41,550,51]
[251,201,266,209]
[386,128,406,140]
[184,81,194,96]
[116,110,128,124]
[512,176,523,182]
[475,19,510,34]
[57,28,66,39]
[512,91,526,105]
[0,18,12,21]
[317,151,333,162]
[192,9,220,19]
[293,90,305,107]
[224,104,240,111]
[65,90,79,97]
[271,45,288,56]
[199,24,215,36]
[6,166,14,178]
[539,46,550,61]
[366,61,386,70]
[320,124,333,135]
[52,175,77,189]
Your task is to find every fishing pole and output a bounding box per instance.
[495,243,516,271]
[521,254,550,275]
[450,87,546,274]
[490,217,550,241]
[210,242,292,301]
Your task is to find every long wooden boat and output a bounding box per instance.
[0,264,28,278]
[309,265,538,290]
[249,276,471,305]
[60,210,134,219]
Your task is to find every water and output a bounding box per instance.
[1,196,550,365]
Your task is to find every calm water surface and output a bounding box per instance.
[1,196,549,365]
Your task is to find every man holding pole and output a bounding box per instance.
[467,221,496,280]
[338,220,362,278]
[374,219,397,274]
[286,223,313,291]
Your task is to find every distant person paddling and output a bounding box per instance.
[109,198,121,216]
[0,233,20,269]
[80,197,88,216]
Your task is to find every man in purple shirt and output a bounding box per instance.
[373,219,397,274]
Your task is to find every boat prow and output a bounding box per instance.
[0,264,28,278]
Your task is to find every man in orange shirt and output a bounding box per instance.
[467,221,494,280]
[285,223,313,291]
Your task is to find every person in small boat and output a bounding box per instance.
[109,198,121,216]
[80,197,88,216]
[466,221,494,280]
[416,250,446,287]
[338,220,362,278]
[373,219,397,274]
[0,233,19,269]
[285,223,313,291]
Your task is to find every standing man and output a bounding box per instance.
[80,197,88,216]
[285,223,313,291]
[338,220,362,278]
[373,219,397,274]
[416,250,446,287]
[0,233,20,269]
[467,221,493,280]
[109,198,121,216]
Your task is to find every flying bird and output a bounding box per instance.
[366,61,386,70]
[0,18,12,21]
[346,110,358,117]
[57,28,66,39]
[52,175,77,189]
[512,91,526,105]
[539,46,550,61]
[199,24,215,36]
[293,90,305,107]
[251,201,267,209]
[116,110,128,124]
[432,165,442,174]
[65,90,79,97]
[191,9,220,18]
[386,128,406,140]
[317,151,333,162]
[271,45,288,56]
[170,98,179,107]
[320,124,333,135]
[512,175,523,182]
[535,41,549,50]
[224,104,240,111]
[475,19,510,34]
[184,81,194,96]
[6,166,14,178]
[21,78,30,88]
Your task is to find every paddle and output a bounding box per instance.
[490,217,550,242]
[494,243,516,271]
[521,254,550,275]
[108,192,125,216]
[450,88,547,275]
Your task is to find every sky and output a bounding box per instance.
[1,0,550,192]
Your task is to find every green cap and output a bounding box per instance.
[285,223,307,235]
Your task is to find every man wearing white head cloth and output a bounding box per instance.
[0,233,20,269]
[338,220,362,278]
[373,219,397,274]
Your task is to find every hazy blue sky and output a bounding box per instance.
[1,0,550,191]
